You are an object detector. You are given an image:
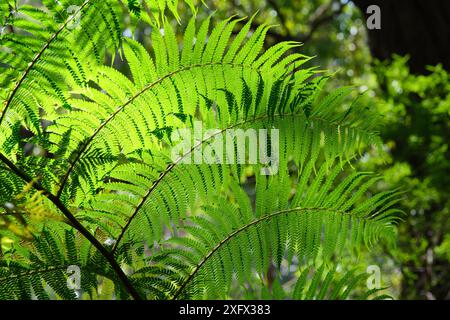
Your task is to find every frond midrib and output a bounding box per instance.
[56,61,283,199]
[0,0,95,126]
[171,206,380,299]
[0,152,143,300]
[111,110,381,251]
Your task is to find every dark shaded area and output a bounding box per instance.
[353,0,450,73]
[352,0,450,299]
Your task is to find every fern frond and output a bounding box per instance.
[0,3,401,301]
[72,76,383,253]
[291,264,390,300]
[125,162,400,299]
[0,0,122,133]
[39,17,307,202]
[0,229,108,299]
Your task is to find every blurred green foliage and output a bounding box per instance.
[359,56,450,299]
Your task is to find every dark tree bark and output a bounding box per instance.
[353,0,450,73]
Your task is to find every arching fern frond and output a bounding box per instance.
[126,161,400,299]
[0,2,401,301]
[0,228,120,299]
[17,16,306,203]
[0,0,123,135]
[71,75,384,254]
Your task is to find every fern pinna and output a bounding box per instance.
[0,0,401,300]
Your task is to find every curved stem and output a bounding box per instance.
[56,62,240,199]
[112,110,375,252]
[0,152,143,300]
[172,206,349,299]
[112,111,293,252]
[0,0,94,125]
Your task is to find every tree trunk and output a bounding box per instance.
[353,0,450,73]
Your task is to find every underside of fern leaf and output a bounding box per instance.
[0,1,401,300]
